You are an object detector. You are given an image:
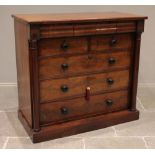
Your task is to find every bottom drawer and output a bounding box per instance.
[40,90,129,125]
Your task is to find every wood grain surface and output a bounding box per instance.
[40,90,129,125]
[12,12,147,24]
[38,37,87,57]
[40,70,129,102]
[39,51,131,79]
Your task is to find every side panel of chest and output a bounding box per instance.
[14,20,32,127]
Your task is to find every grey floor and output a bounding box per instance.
[0,86,155,149]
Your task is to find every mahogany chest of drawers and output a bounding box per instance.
[12,12,147,143]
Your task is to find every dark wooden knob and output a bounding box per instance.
[61,85,69,92]
[107,78,114,85]
[61,63,68,70]
[110,39,117,46]
[61,42,69,50]
[108,58,116,64]
[105,99,113,106]
[60,107,68,114]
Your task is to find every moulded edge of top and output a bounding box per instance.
[12,12,148,24]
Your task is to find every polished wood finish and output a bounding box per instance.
[14,20,32,127]
[116,21,137,33]
[40,24,74,38]
[29,39,40,131]
[38,37,87,57]
[40,70,129,102]
[40,90,129,125]
[74,23,117,36]
[39,51,131,79]
[12,12,147,24]
[18,109,139,143]
[130,20,145,111]
[13,12,147,143]
[90,33,133,51]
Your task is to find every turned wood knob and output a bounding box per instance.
[110,39,117,46]
[61,63,69,70]
[61,85,69,92]
[60,107,68,114]
[107,78,114,85]
[105,99,113,106]
[108,58,116,64]
[61,42,69,50]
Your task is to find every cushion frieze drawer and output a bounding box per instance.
[39,70,130,102]
[39,24,74,38]
[116,22,136,33]
[40,90,129,125]
[39,51,131,79]
[74,23,117,36]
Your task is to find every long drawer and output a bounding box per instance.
[39,70,129,102]
[40,90,129,125]
[39,51,131,80]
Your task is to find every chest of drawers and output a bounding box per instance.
[12,12,147,143]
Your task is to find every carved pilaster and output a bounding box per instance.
[137,20,145,33]
[30,24,40,40]
[29,39,38,50]
[29,39,40,132]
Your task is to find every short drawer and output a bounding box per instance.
[39,51,131,79]
[40,90,129,125]
[38,37,88,57]
[90,33,133,51]
[39,70,129,102]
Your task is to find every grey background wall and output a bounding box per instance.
[0,5,154,85]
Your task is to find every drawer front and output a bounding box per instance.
[39,24,74,38]
[90,33,133,51]
[39,51,131,79]
[38,37,88,57]
[40,90,129,125]
[74,23,117,36]
[116,22,136,33]
[40,70,129,102]
[36,22,136,38]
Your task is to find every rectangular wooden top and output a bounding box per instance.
[12,12,147,24]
